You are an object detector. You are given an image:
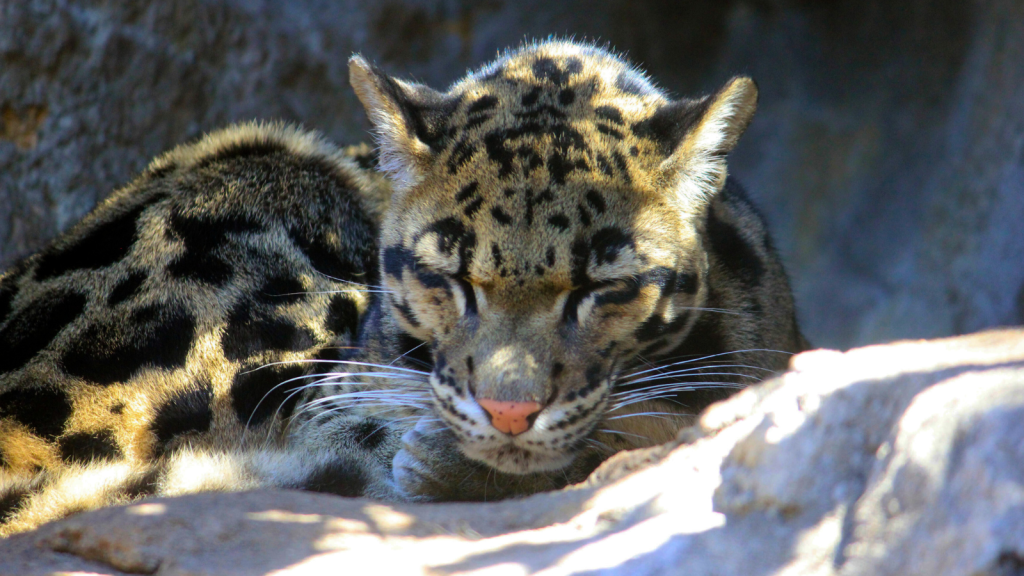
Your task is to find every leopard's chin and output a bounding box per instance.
[460,439,576,475]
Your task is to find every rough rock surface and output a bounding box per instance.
[2,0,1023,349]
[2,328,1022,575]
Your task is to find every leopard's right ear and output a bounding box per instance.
[349,56,454,190]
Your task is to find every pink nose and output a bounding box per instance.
[476,399,542,436]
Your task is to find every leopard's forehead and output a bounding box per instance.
[386,43,690,290]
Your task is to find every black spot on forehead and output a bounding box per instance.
[592,227,634,265]
[577,204,592,227]
[256,275,306,306]
[427,217,472,255]
[597,125,623,140]
[326,294,360,340]
[521,87,542,107]
[151,380,214,455]
[455,182,479,203]
[570,239,591,287]
[59,430,122,464]
[558,88,575,106]
[532,57,576,86]
[231,363,307,427]
[491,244,504,268]
[221,302,317,362]
[467,95,498,114]
[463,197,484,217]
[615,69,648,96]
[0,289,86,374]
[594,106,624,124]
[547,214,571,232]
[546,246,556,267]
[0,386,73,440]
[491,206,513,226]
[107,271,148,307]
[447,139,477,173]
[62,303,197,384]
[585,190,607,214]
[34,197,162,282]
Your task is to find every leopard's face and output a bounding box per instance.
[352,41,757,473]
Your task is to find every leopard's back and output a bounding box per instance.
[0,123,396,534]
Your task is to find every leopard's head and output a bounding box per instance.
[350,41,757,473]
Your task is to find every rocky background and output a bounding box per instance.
[2,0,1022,350]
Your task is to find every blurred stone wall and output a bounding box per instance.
[2,0,1022,349]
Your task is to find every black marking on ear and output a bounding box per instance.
[195,140,288,168]
[257,275,306,305]
[592,227,633,265]
[707,209,765,289]
[372,68,460,152]
[594,106,624,124]
[615,69,647,96]
[231,363,306,426]
[630,146,639,156]
[597,125,623,140]
[62,303,197,384]
[468,95,498,114]
[34,199,157,282]
[352,419,389,450]
[491,206,513,225]
[326,294,360,339]
[59,430,122,464]
[576,204,592,227]
[547,214,570,232]
[383,245,417,280]
[632,97,712,156]
[303,457,369,497]
[491,243,504,268]
[448,139,477,173]
[546,247,556,267]
[534,265,546,275]
[521,87,542,107]
[221,302,317,362]
[455,182,480,203]
[0,289,87,373]
[558,88,576,106]
[151,380,214,454]
[107,271,148,307]
[596,154,615,177]
[0,386,73,440]
[464,197,484,217]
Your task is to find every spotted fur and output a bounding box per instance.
[0,41,805,535]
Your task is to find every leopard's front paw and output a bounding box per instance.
[392,418,487,502]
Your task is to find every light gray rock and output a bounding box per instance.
[2,328,1022,575]
[2,0,1023,349]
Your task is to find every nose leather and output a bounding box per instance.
[477,399,541,436]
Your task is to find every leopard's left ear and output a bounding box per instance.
[349,55,454,190]
[634,76,757,209]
